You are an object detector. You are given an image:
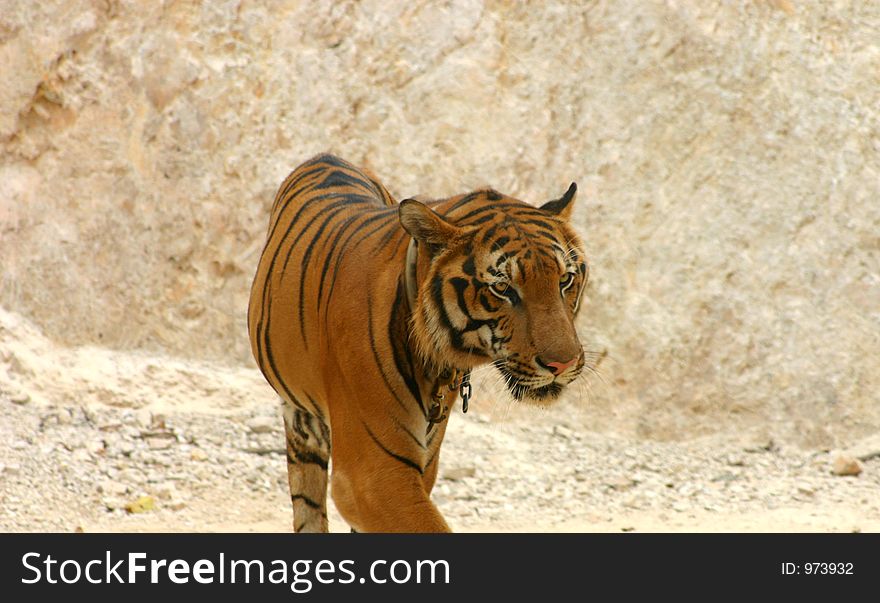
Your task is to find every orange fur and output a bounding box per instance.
[248,155,587,532]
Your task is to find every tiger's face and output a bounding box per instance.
[400,184,587,404]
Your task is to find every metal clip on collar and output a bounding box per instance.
[459,370,472,413]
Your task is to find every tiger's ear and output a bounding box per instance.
[398,199,460,248]
[540,182,577,220]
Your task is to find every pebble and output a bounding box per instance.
[153,483,178,500]
[135,409,153,428]
[125,496,156,514]
[443,466,477,481]
[191,448,209,461]
[147,437,174,450]
[10,392,30,405]
[98,480,129,496]
[604,476,634,491]
[796,483,816,496]
[116,441,136,456]
[552,425,575,440]
[3,463,22,476]
[246,416,277,434]
[832,455,863,477]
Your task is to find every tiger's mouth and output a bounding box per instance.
[496,364,567,403]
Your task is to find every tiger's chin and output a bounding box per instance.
[495,375,562,405]
[495,364,567,405]
[511,381,565,404]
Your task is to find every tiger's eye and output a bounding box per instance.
[560,272,575,290]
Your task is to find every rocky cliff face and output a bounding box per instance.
[2,1,878,445]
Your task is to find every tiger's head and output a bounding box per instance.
[399,184,587,404]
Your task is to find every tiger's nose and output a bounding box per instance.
[536,355,579,376]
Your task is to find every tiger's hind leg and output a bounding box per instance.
[282,402,331,533]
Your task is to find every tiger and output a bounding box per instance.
[247,154,588,533]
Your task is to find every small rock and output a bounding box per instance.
[246,416,277,434]
[725,455,746,467]
[11,440,29,450]
[442,466,476,481]
[87,441,106,455]
[117,469,142,483]
[147,437,174,450]
[124,495,156,514]
[135,409,153,428]
[151,414,168,430]
[166,500,186,511]
[744,438,776,453]
[116,441,136,457]
[832,455,862,476]
[190,448,208,461]
[796,483,816,496]
[552,425,575,439]
[153,483,177,500]
[604,476,635,491]
[4,463,22,476]
[711,472,739,483]
[102,497,125,511]
[97,480,129,496]
[10,392,30,405]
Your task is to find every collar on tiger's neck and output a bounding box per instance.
[404,237,420,312]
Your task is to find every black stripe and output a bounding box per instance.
[313,169,380,196]
[261,280,300,411]
[287,445,329,470]
[303,414,324,445]
[462,256,476,276]
[367,175,394,206]
[315,213,372,313]
[452,201,547,224]
[444,192,482,214]
[291,409,309,440]
[517,217,559,231]
[463,213,497,227]
[321,210,397,325]
[430,276,490,357]
[291,200,366,346]
[290,494,324,511]
[450,276,498,335]
[388,279,427,418]
[366,294,410,413]
[364,423,423,475]
[271,163,324,215]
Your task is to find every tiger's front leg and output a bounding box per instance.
[282,403,332,533]
[329,417,451,533]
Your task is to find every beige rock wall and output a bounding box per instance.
[1,0,878,445]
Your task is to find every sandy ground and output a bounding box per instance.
[1,309,879,533]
